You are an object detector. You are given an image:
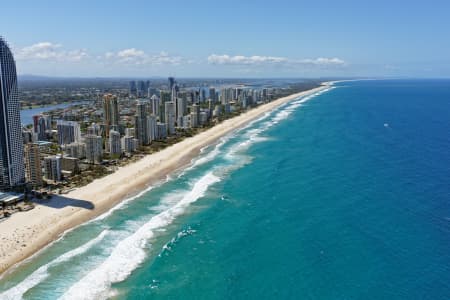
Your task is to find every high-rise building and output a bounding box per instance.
[32,115,48,141]
[190,104,200,128]
[108,130,121,156]
[85,135,103,164]
[24,143,43,187]
[0,37,25,190]
[129,81,137,97]
[87,123,102,136]
[102,94,119,137]
[159,90,171,122]
[146,115,157,142]
[121,135,136,154]
[164,101,176,135]
[137,80,146,98]
[57,120,81,145]
[201,89,206,102]
[44,156,61,182]
[156,123,167,140]
[176,96,187,127]
[64,142,86,159]
[168,77,175,91]
[134,100,149,146]
[209,87,216,102]
[150,95,160,117]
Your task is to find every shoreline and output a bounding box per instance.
[0,82,332,276]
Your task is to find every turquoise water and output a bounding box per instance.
[2,80,450,299]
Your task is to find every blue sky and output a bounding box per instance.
[1,0,449,77]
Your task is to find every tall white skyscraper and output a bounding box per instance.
[108,130,121,156]
[176,96,187,127]
[0,37,25,190]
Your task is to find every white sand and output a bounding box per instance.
[0,83,330,274]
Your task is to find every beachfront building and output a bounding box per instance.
[108,130,121,156]
[61,157,79,175]
[121,135,137,154]
[147,115,157,142]
[85,135,103,164]
[24,143,43,187]
[156,123,167,140]
[0,37,25,190]
[190,104,200,128]
[102,94,119,137]
[164,101,176,135]
[44,156,62,182]
[57,120,81,145]
[176,96,187,127]
[135,100,149,146]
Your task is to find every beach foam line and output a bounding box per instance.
[93,185,156,222]
[60,172,220,300]
[0,230,109,300]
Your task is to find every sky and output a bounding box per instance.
[1,0,449,78]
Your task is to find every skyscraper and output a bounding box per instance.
[0,37,25,190]
[168,77,175,91]
[85,135,103,164]
[159,90,171,122]
[176,96,187,127]
[134,100,149,146]
[137,80,146,98]
[150,94,160,118]
[129,81,137,97]
[24,143,43,187]
[164,101,176,135]
[108,130,121,156]
[102,94,119,137]
[44,156,61,182]
[57,120,81,145]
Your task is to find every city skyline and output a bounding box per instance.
[1,0,449,78]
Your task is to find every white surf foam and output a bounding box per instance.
[60,172,220,300]
[0,230,109,300]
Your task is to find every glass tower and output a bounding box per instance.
[0,37,25,190]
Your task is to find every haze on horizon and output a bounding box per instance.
[1,0,449,78]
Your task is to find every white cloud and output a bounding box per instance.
[208,54,346,67]
[104,49,184,65]
[208,54,287,65]
[16,42,88,62]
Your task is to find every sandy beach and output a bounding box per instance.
[0,83,330,275]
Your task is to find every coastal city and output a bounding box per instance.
[1,1,449,299]
[0,36,321,215]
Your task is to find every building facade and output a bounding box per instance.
[85,135,103,164]
[57,120,81,145]
[102,94,119,137]
[24,143,43,187]
[0,37,25,190]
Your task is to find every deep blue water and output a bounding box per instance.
[2,80,450,299]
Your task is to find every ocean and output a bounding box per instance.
[2,79,450,299]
